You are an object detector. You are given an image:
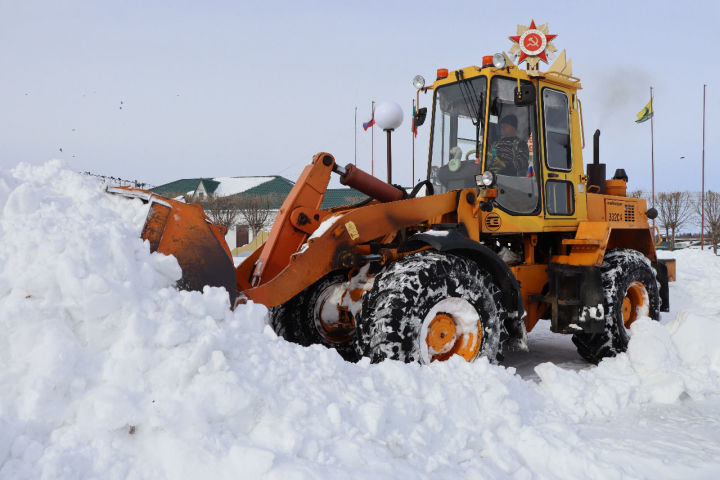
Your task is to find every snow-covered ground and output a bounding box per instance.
[1,161,719,479]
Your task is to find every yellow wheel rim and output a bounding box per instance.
[425,313,457,359]
[621,281,647,329]
[423,304,483,363]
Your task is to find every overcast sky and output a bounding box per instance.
[1,0,718,193]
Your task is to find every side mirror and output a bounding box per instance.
[514,84,536,106]
[414,107,427,127]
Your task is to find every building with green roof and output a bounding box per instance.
[151,175,367,250]
[151,178,220,199]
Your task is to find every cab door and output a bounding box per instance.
[541,87,576,224]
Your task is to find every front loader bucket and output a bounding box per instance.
[108,187,238,305]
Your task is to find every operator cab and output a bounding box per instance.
[428,73,540,215]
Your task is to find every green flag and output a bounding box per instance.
[636,99,653,123]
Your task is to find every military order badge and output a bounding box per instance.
[509,20,557,74]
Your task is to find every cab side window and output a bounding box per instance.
[546,180,574,215]
[543,89,571,171]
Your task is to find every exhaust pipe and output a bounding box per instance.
[586,129,606,194]
[593,129,600,165]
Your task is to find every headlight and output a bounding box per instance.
[412,75,426,89]
[476,171,496,187]
[492,53,506,69]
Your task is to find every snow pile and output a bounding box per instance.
[1,161,720,479]
[536,315,720,418]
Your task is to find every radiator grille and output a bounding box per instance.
[624,204,636,223]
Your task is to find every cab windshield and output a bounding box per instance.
[428,75,540,215]
[429,76,487,193]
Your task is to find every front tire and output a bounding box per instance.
[572,249,661,364]
[356,251,504,364]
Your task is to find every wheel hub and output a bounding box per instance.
[311,266,376,346]
[312,283,357,344]
[622,281,648,329]
[420,298,483,363]
[425,313,457,356]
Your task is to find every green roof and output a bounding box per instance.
[153,175,367,209]
[151,178,219,197]
[321,188,367,209]
[199,179,220,194]
[243,177,295,197]
[231,186,367,209]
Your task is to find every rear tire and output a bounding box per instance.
[572,249,660,364]
[269,272,361,362]
[356,251,504,364]
[269,296,312,346]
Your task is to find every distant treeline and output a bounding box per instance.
[630,189,719,253]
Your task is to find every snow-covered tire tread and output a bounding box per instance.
[356,251,505,364]
[572,248,660,364]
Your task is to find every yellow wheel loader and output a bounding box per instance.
[111,22,673,365]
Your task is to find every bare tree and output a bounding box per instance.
[656,191,694,250]
[696,191,720,254]
[236,194,280,238]
[198,195,242,232]
[629,189,646,199]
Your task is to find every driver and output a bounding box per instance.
[487,114,529,176]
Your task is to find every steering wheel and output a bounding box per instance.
[465,149,479,161]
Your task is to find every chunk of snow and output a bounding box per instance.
[308,214,340,240]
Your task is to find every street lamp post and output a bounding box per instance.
[374,102,403,184]
[702,84,707,250]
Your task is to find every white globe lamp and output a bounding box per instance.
[374,101,403,131]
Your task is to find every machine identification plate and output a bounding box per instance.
[606,200,625,223]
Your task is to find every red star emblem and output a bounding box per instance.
[509,20,558,65]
